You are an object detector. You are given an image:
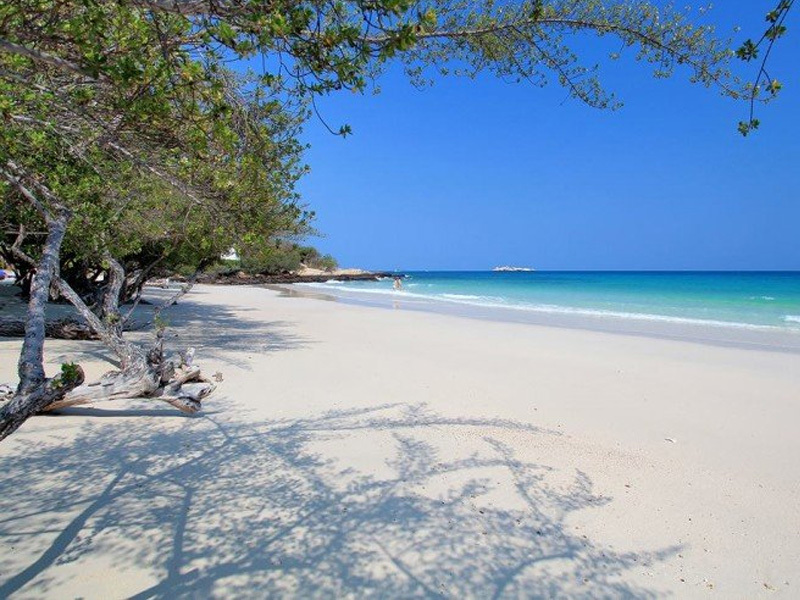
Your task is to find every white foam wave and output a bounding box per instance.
[299,283,423,297]
[296,282,800,333]
[441,294,483,300]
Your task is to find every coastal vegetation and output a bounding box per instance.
[0,0,780,439]
[234,243,339,275]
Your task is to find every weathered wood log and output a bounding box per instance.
[2,350,216,416]
[0,317,99,340]
[40,348,216,414]
[0,317,141,340]
[43,363,160,411]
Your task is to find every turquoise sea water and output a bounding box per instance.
[299,272,800,335]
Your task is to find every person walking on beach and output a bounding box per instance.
[393,276,403,291]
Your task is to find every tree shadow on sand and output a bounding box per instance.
[155,288,311,359]
[0,404,677,598]
[44,290,310,372]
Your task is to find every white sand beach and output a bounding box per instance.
[1,283,799,598]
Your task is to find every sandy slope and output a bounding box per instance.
[0,284,798,598]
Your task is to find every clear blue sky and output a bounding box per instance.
[295,3,799,271]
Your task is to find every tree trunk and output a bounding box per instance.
[0,366,85,440]
[0,200,76,440]
[99,254,125,336]
[15,212,68,394]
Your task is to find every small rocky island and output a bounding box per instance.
[492,266,535,272]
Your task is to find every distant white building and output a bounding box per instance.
[221,248,239,261]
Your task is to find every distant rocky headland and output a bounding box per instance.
[196,267,395,285]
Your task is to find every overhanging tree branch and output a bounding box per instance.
[0,38,103,80]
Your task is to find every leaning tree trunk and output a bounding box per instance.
[15,214,67,394]
[0,202,83,440]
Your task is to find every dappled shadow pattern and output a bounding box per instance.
[153,289,310,363]
[0,404,676,598]
[43,288,310,371]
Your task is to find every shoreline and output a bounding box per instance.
[278,282,800,354]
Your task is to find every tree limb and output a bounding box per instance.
[0,38,102,80]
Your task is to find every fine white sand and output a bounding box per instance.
[1,284,799,598]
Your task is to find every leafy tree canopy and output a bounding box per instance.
[0,0,757,294]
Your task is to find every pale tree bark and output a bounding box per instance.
[100,253,125,335]
[16,212,68,393]
[0,166,83,440]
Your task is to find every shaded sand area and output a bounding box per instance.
[1,284,799,598]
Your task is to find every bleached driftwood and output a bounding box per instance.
[42,346,216,414]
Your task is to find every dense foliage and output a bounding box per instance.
[0,3,313,300]
[232,242,339,274]
[1,1,747,290]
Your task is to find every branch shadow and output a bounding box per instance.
[44,288,311,371]
[43,407,200,419]
[153,291,311,363]
[0,403,678,598]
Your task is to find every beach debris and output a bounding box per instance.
[665,437,677,443]
[182,347,196,367]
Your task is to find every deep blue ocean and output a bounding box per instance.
[300,271,800,333]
